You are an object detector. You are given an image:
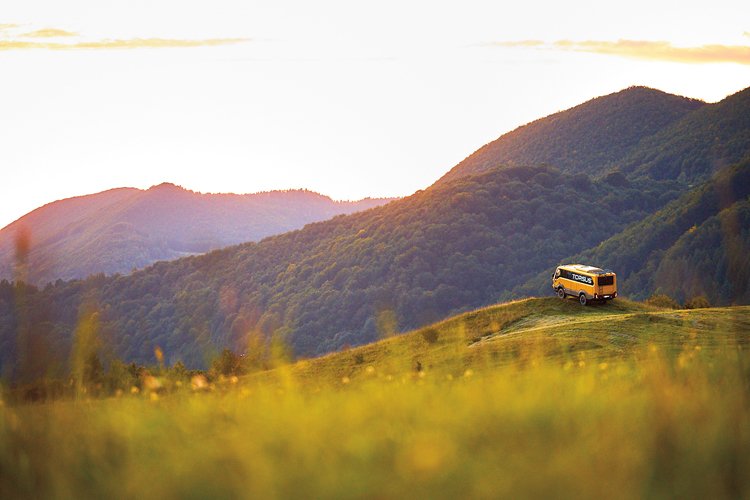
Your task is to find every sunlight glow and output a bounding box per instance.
[1,0,749,228]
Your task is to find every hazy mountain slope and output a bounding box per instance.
[0,184,393,285]
[511,158,750,303]
[620,86,750,181]
[0,165,676,374]
[651,199,750,304]
[437,86,704,185]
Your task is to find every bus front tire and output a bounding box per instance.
[579,293,588,306]
[557,288,566,299]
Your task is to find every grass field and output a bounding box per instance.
[2,298,749,498]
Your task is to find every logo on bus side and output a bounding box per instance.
[571,273,593,285]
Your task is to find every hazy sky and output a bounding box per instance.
[2,0,749,228]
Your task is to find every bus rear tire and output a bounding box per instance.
[579,293,588,306]
[557,288,566,299]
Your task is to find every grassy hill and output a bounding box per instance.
[0,183,393,285]
[2,298,749,498]
[280,297,750,385]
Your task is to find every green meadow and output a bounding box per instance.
[2,298,749,499]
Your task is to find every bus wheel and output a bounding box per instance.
[579,293,588,306]
[557,288,566,299]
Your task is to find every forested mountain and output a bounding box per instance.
[437,86,704,185]
[0,165,679,376]
[0,184,393,285]
[1,85,749,380]
[619,86,750,182]
[512,158,750,305]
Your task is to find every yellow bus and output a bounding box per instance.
[552,264,617,305]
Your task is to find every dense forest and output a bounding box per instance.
[1,84,749,380]
[437,86,704,185]
[512,158,750,303]
[0,183,392,285]
[438,86,750,188]
[620,86,750,182]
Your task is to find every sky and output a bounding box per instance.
[1,0,749,229]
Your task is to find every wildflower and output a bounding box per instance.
[397,433,456,479]
[143,376,163,393]
[365,365,375,375]
[130,386,140,394]
[463,369,474,378]
[154,346,164,365]
[191,374,209,391]
[342,376,350,384]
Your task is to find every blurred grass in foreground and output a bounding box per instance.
[1,299,749,498]
[1,345,748,499]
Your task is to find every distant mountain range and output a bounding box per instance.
[2,84,749,378]
[0,184,393,285]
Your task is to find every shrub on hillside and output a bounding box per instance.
[645,294,680,309]
[421,328,440,344]
[684,295,711,309]
[211,349,246,377]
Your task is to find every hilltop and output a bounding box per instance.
[0,184,393,285]
[277,297,750,385]
[436,86,704,185]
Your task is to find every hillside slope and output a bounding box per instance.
[512,158,750,304]
[0,184,393,285]
[437,86,704,184]
[278,297,750,385]
[620,85,750,181]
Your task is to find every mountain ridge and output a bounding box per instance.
[0,184,394,285]
[436,86,705,185]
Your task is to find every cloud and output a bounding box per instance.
[0,37,250,51]
[21,28,79,38]
[0,24,250,50]
[480,38,750,65]
[477,40,545,48]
